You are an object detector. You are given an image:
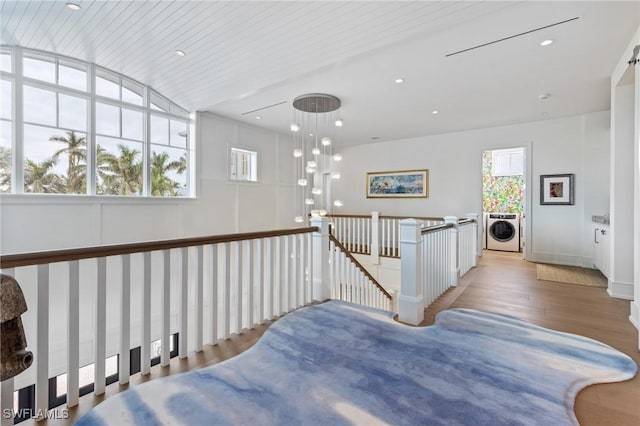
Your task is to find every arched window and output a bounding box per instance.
[0,46,192,197]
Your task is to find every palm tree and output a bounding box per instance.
[0,146,11,192]
[24,158,64,193]
[102,144,143,195]
[151,151,186,196]
[50,131,86,194]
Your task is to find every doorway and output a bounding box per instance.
[482,148,526,256]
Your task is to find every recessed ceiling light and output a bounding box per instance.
[540,39,554,47]
[175,50,186,57]
[431,110,439,114]
[538,93,551,100]
[395,78,405,84]
[371,136,380,140]
[255,116,262,120]
[66,2,81,10]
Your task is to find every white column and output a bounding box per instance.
[311,217,330,301]
[444,216,459,286]
[399,218,424,325]
[371,211,380,264]
[466,213,480,267]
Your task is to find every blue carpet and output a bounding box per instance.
[76,301,637,425]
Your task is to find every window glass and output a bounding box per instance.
[96,71,119,100]
[1,80,11,120]
[59,93,87,131]
[122,79,143,106]
[0,51,11,73]
[96,102,120,137]
[150,114,168,145]
[122,108,143,141]
[23,124,86,194]
[58,61,87,92]
[0,120,11,193]
[23,85,56,126]
[169,103,188,118]
[151,145,187,196]
[96,135,143,196]
[170,120,187,148]
[23,56,55,83]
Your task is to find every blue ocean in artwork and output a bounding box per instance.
[370,173,424,194]
[76,301,637,426]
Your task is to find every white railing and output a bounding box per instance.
[0,227,316,423]
[398,214,479,325]
[328,234,392,311]
[328,212,444,262]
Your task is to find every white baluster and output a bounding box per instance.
[275,237,282,315]
[120,255,131,384]
[141,252,151,375]
[161,250,170,367]
[195,246,204,351]
[95,258,106,394]
[235,241,243,333]
[179,247,188,358]
[67,260,79,406]
[210,244,219,344]
[36,264,49,416]
[257,239,264,322]
[265,238,273,319]
[371,212,380,263]
[223,243,231,337]
[247,239,254,327]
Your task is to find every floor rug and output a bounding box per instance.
[76,301,636,426]
[537,263,607,288]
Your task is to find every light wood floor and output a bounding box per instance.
[421,250,639,426]
[36,250,639,425]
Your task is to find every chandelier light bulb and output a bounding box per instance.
[334,118,343,127]
[312,147,321,155]
[321,137,331,146]
[297,178,308,186]
[290,123,300,132]
[334,200,344,207]
[333,153,342,161]
[307,160,317,168]
[305,198,315,205]
[306,166,315,174]
[293,148,303,157]
[294,216,304,223]
[311,187,322,195]
[331,172,341,180]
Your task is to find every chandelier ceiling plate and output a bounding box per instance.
[293,93,341,113]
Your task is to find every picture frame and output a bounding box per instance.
[366,169,429,198]
[540,174,574,205]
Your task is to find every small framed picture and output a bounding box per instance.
[540,174,574,205]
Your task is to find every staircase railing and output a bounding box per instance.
[327,212,444,261]
[328,234,393,311]
[0,227,317,423]
[398,214,479,325]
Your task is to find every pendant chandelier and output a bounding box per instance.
[291,93,343,224]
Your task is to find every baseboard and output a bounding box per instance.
[630,301,640,331]
[606,280,634,300]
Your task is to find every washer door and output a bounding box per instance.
[490,220,515,242]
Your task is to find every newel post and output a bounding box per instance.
[311,217,331,301]
[444,216,460,286]
[399,218,424,325]
[371,211,380,264]
[466,213,479,267]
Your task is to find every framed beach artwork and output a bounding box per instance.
[540,173,574,205]
[366,169,429,198]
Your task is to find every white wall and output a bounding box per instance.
[333,111,610,267]
[0,112,297,254]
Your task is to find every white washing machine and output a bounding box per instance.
[487,213,520,252]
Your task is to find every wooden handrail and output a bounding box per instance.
[328,234,392,300]
[325,214,372,219]
[421,223,454,235]
[458,218,476,226]
[0,227,318,268]
[380,215,444,221]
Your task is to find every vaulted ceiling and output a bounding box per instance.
[1,1,638,146]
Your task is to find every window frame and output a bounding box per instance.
[0,45,193,198]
